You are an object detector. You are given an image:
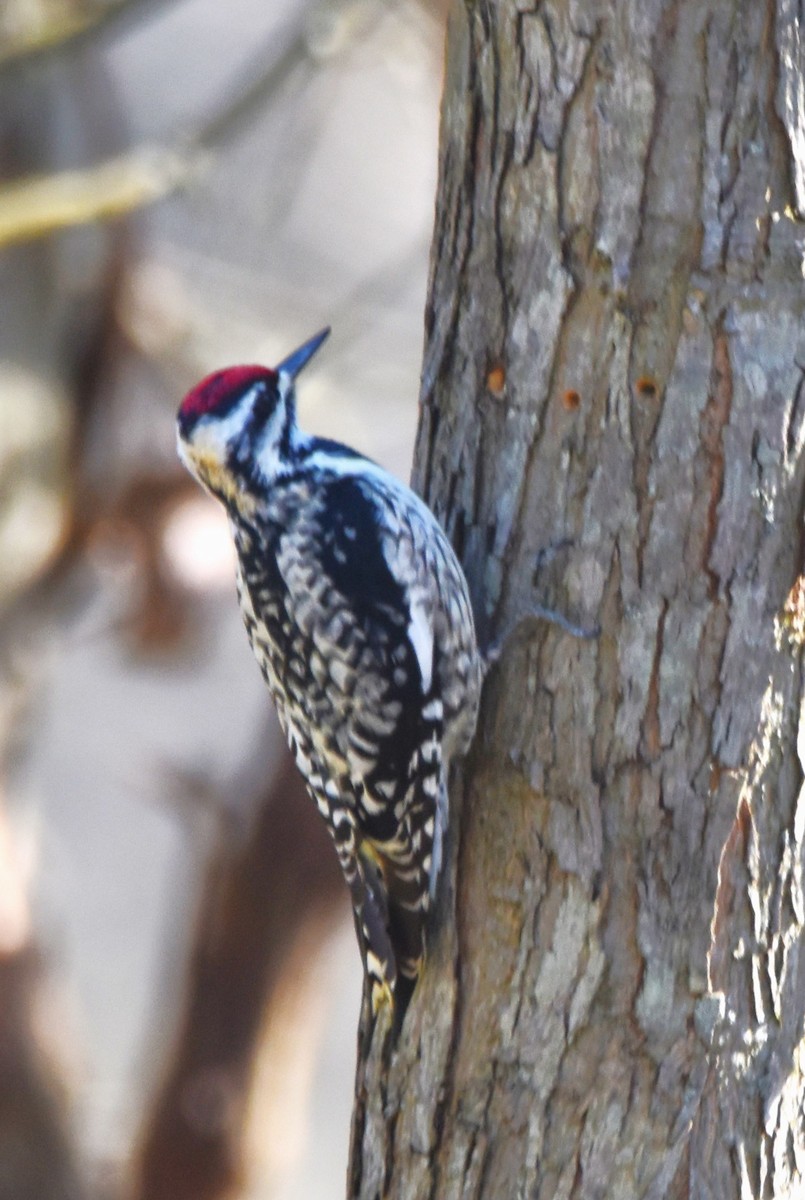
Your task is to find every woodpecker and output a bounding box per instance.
[177,328,481,1025]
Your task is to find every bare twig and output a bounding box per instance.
[0,4,319,248]
[0,147,199,249]
[0,0,173,72]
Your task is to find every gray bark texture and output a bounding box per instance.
[348,1,805,1198]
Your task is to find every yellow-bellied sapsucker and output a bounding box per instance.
[177,328,481,1025]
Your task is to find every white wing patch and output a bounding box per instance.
[407,593,434,694]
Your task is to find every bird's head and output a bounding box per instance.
[176,327,330,510]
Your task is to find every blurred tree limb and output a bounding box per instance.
[0,0,374,248]
[0,147,199,249]
[0,0,171,70]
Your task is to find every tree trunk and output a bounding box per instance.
[349,1,805,1197]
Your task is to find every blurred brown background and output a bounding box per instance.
[0,2,445,1196]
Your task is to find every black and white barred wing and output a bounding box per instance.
[274,472,458,968]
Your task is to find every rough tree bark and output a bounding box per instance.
[349,1,805,1197]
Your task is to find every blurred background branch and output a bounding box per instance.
[0,0,171,70]
[0,147,195,248]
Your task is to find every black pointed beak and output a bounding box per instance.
[276,327,330,379]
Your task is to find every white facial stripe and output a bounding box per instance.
[181,391,254,460]
[176,433,193,471]
[180,380,296,486]
[254,401,289,480]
